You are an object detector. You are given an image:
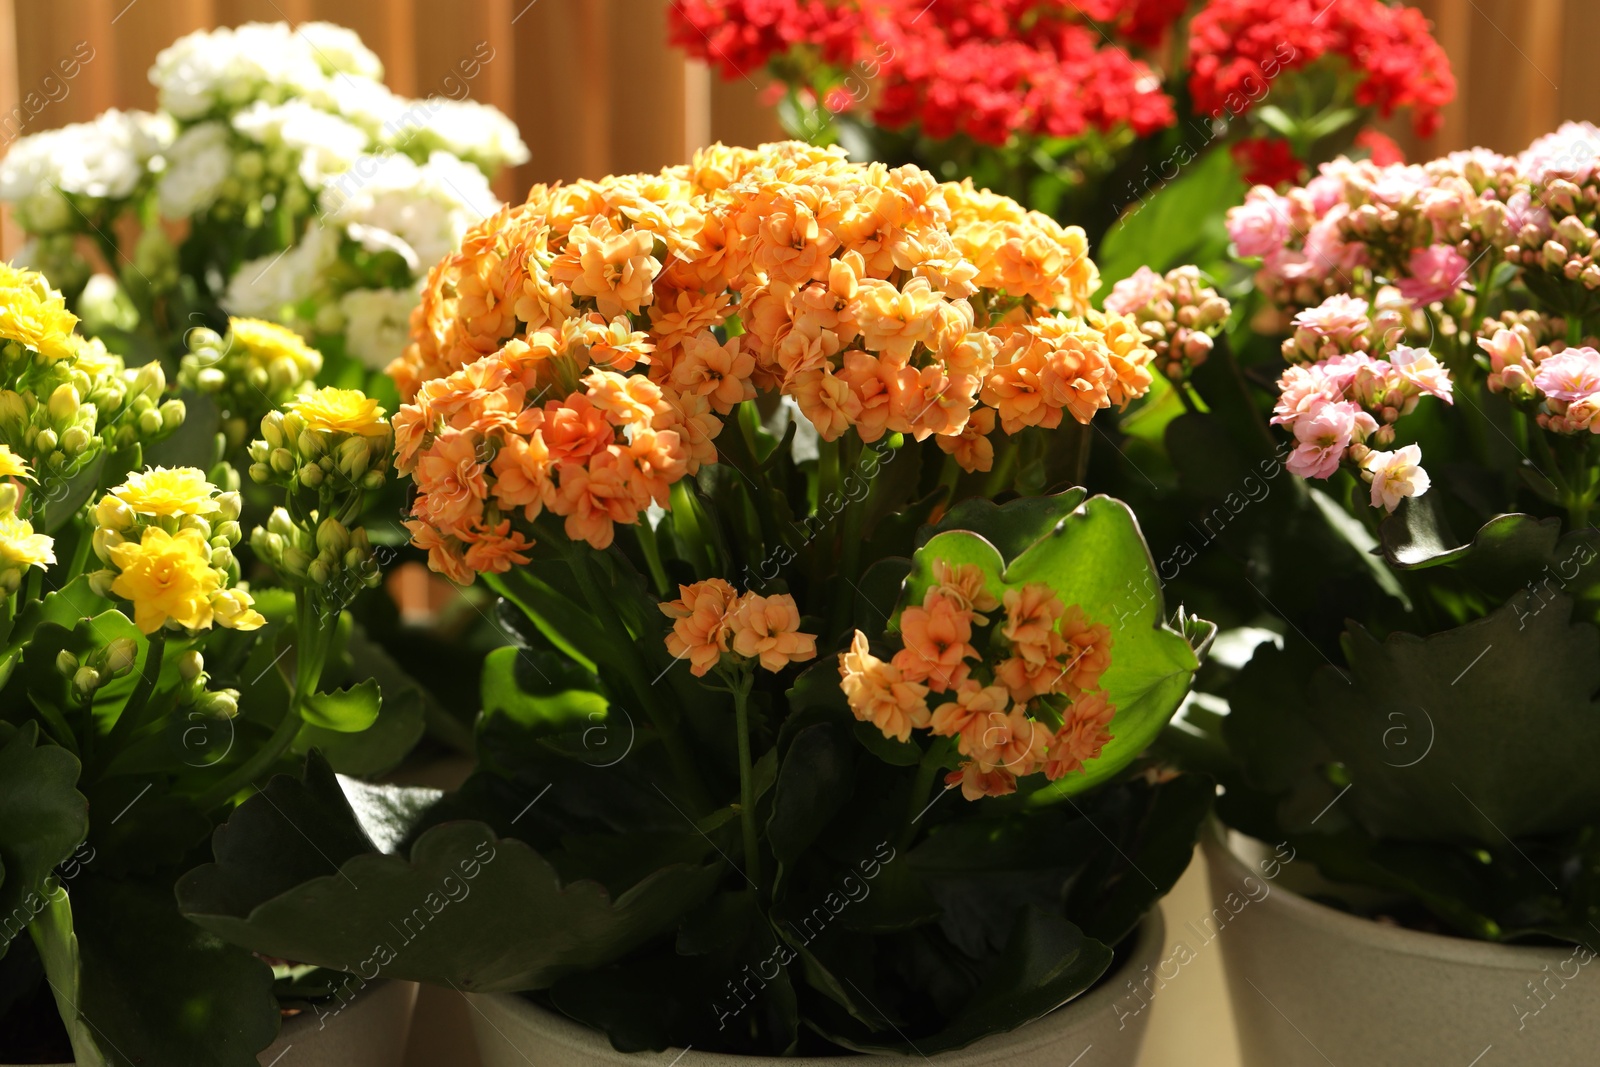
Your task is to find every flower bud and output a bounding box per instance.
[71,666,100,699]
[195,688,240,718]
[60,425,92,455]
[307,558,331,586]
[266,507,295,539]
[48,384,79,424]
[103,638,137,676]
[56,649,79,676]
[177,650,204,681]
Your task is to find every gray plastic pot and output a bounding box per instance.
[468,910,1164,1066]
[6,979,418,1067]
[1204,827,1600,1067]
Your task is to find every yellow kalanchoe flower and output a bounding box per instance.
[0,513,53,568]
[292,387,388,437]
[0,444,29,479]
[228,317,323,380]
[108,527,220,634]
[110,466,223,517]
[0,264,78,362]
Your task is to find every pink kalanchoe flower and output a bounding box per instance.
[1292,294,1371,343]
[1534,347,1600,403]
[1286,399,1376,479]
[1389,346,1455,403]
[1502,190,1552,244]
[1103,266,1165,317]
[1227,190,1293,259]
[1362,444,1431,511]
[1479,328,1537,395]
[1396,243,1469,306]
[1272,361,1352,427]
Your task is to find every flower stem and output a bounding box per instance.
[730,669,763,890]
[899,741,948,850]
[196,696,303,811]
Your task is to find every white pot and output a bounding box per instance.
[468,911,1164,1066]
[5,980,418,1067]
[1204,828,1600,1066]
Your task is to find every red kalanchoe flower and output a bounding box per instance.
[1187,0,1453,136]
[1232,136,1307,189]
[1353,128,1405,166]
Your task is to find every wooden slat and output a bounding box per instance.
[110,0,214,114]
[512,0,612,188]
[711,70,785,150]
[310,0,416,96]
[607,0,688,175]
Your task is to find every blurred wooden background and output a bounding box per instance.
[0,0,1593,257]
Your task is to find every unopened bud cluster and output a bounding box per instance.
[179,317,322,449]
[251,508,381,607]
[54,637,139,704]
[1103,266,1231,381]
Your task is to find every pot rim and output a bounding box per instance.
[469,908,1166,1063]
[1204,822,1577,967]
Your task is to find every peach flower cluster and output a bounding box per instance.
[659,578,817,676]
[839,560,1116,801]
[391,141,1155,580]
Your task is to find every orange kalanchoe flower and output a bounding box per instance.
[392,142,1156,583]
[729,593,817,673]
[1044,692,1117,781]
[838,564,1119,802]
[893,590,979,693]
[841,631,932,743]
[662,578,740,676]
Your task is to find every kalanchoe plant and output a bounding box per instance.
[668,0,1453,247]
[1100,122,1600,948]
[0,21,526,379]
[0,269,427,1066]
[177,142,1215,1056]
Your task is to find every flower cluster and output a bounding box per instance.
[1103,265,1231,380]
[672,0,1174,147]
[1477,314,1600,435]
[1271,293,1453,510]
[672,0,1450,183]
[1187,0,1454,141]
[660,579,816,676]
[393,141,1152,581]
[0,22,526,380]
[0,265,184,495]
[181,317,323,449]
[839,561,1116,800]
[1224,127,1600,313]
[248,384,393,616]
[88,467,265,635]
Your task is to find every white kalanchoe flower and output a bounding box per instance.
[296,21,384,81]
[150,22,328,119]
[314,77,409,138]
[340,286,422,370]
[222,224,341,322]
[232,99,371,189]
[320,151,498,272]
[385,98,530,174]
[0,110,172,231]
[157,121,234,219]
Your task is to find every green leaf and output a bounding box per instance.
[300,678,381,733]
[178,757,720,992]
[297,626,427,776]
[27,888,106,1066]
[1308,590,1600,843]
[922,489,1088,565]
[0,722,88,959]
[766,723,855,864]
[815,907,1113,1056]
[73,875,279,1067]
[896,530,1006,629]
[998,496,1201,797]
[1096,147,1244,287]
